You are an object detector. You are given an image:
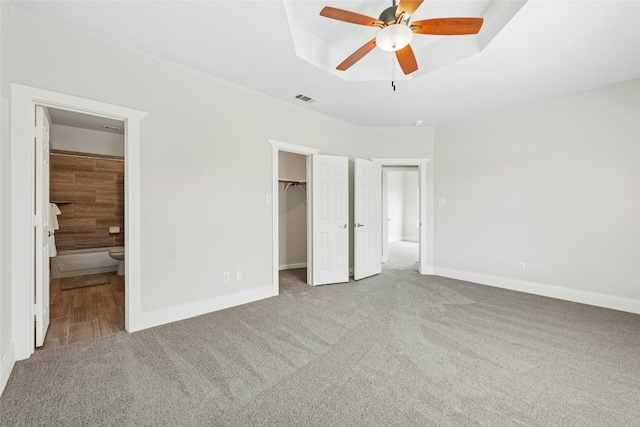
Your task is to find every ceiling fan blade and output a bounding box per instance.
[397,0,424,16]
[395,44,418,75]
[336,38,377,71]
[320,6,383,27]
[412,18,484,35]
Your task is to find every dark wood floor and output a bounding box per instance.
[40,272,125,350]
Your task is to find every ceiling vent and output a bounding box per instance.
[294,93,317,104]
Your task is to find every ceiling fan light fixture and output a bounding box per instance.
[376,24,413,52]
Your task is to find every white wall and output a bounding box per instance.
[434,79,640,311]
[387,172,404,241]
[51,124,124,157]
[0,0,13,394]
[278,151,305,182]
[359,127,434,160]
[278,151,306,269]
[10,8,429,320]
[402,171,419,241]
[386,169,419,242]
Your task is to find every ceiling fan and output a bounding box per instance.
[320,0,483,75]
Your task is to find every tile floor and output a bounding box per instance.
[40,272,125,350]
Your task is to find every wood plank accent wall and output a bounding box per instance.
[50,150,124,251]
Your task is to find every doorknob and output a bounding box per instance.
[338,224,347,228]
[355,223,364,227]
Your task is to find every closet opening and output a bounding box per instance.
[278,151,308,288]
[269,140,319,294]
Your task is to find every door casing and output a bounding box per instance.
[269,140,319,293]
[372,158,434,275]
[11,84,147,360]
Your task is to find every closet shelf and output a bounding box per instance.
[278,179,306,185]
[279,179,307,196]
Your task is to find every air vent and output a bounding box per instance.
[294,93,317,104]
[103,125,122,131]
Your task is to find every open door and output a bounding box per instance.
[354,158,382,280]
[34,105,51,346]
[310,154,349,286]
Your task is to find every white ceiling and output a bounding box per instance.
[12,0,640,127]
[48,108,125,134]
[284,0,525,81]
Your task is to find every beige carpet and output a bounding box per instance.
[2,242,639,425]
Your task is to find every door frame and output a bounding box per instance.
[269,139,319,293]
[11,84,147,360]
[381,166,419,262]
[371,158,434,274]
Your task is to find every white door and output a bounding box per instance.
[354,158,382,280]
[311,154,349,285]
[34,105,51,347]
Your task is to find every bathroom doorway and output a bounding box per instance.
[41,107,127,349]
[13,84,146,360]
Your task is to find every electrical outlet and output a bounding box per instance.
[223,272,230,283]
[518,263,525,271]
[235,270,242,281]
[438,198,446,206]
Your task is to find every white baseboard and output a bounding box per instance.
[134,285,274,331]
[420,265,434,275]
[434,267,640,314]
[279,263,307,271]
[1,342,16,397]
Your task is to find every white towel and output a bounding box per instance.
[49,234,57,257]
[49,203,62,257]
[50,203,61,231]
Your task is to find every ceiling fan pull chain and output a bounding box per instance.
[391,56,396,91]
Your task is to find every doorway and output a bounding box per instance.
[269,140,319,294]
[11,84,147,360]
[373,158,434,275]
[278,151,308,288]
[383,166,419,271]
[41,107,126,349]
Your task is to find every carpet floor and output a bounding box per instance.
[1,242,639,426]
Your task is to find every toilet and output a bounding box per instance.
[108,247,125,276]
